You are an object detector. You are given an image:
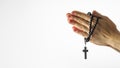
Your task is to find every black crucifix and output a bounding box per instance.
[82,12,100,59]
[83,46,88,59]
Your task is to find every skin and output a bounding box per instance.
[66,10,120,52]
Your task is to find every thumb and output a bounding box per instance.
[92,10,102,17]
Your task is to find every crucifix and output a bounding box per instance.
[82,12,100,59]
[83,46,88,59]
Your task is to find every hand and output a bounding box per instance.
[66,10,119,46]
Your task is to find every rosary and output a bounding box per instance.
[83,12,100,59]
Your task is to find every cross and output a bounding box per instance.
[83,46,88,59]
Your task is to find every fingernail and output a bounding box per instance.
[72,26,78,32]
[72,11,76,15]
[69,20,75,24]
[72,26,83,32]
[66,13,71,17]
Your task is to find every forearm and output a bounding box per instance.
[108,31,120,52]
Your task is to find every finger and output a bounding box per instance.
[66,13,71,18]
[68,20,89,33]
[92,10,102,17]
[72,26,88,38]
[72,11,90,21]
[71,11,100,25]
[69,14,89,27]
[67,13,89,27]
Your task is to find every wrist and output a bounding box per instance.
[107,31,120,52]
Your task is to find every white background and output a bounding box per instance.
[0,0,120,68]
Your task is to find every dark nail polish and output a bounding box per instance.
[72,27,78,32]
[69,20,75,24]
